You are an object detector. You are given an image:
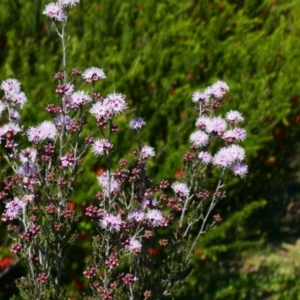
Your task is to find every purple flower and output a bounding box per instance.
[9,110,20,123]
[100,213,122,232]
[141,198,157,209]
[91,139,112,156]
[146,209,165,227]
[54,115,74,130]
[171,182,189,198]
[60,152,75,167]
[140,145,155,160]
[129,117,146,130]
[198,151,213,165]
[232,162,248,177]
[82,67,106,82]
[190,130,209,147]
[226,110,244,124]
[18,162,36,176]
[43,3,66,22]
[4,198,25,220]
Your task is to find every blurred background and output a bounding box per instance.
[1,0,300,299]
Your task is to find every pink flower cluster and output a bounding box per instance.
[190,82,248,177]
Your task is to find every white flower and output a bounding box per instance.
[1,79,21,94]
[0,123,22,138]
[70,91,91,108]
[82,67,106,82]
[97,171,120,196]
[43,3,66,22]
[192,91,209,103]
[146,209,165,227]
[58,0,80,7]
[225,110,244,124]
[27,121,57,143]
[206,117,227,135]
[100,213,122,232]
[190,130,209,147]
[127,238,142,253]
[140,145,155,159]
[171,182,189,198]
[198,151,212,165]
[19,148,37,163]
[91,139,112,156]
[103,92,127,115]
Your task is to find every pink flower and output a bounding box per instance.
[100,213,122,232]
[0,123,22,138]
[225,110,244,124]
[140,145,155,159]
[192,91,209,103]
[209,81,229,99]
[195,116,211,130]
[90,92,127,120]
[104,92,127,115]
[43,3,66,22]
[128,211,145,222]
[89,102,112,120]
[91,139,113,156]
[4,198,25,220]
[146,209,165,227]
[69,91,91,108]
[27,121,57,143]
[97,171,120,196]
[190,130,209,147]
[198,151,212,164]
[171,182,189,198]
[127,238,142,253]
[10,243,22,254]
[213,145,245,168]
[1,78,21,94]
[82,67,106,82]
[223,128,247,142]
[206,116,227,135]
[19,148,37,163]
